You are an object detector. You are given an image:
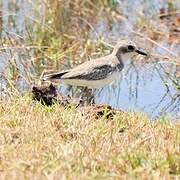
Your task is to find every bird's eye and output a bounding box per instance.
[127,45,135,51]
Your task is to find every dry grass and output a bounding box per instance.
[0,94,179,179]
[0,2,180,179]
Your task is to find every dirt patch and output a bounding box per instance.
[32,84,122,119]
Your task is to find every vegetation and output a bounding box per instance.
[0,0,180,179]
[0,95,179,179]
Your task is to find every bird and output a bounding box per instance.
[42,40,147,88]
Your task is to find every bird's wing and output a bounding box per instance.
[61,58,116,80]
[43,70,70,80]
[43,55,118,81]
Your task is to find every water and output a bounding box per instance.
[96,62,179,119]
[0,0,179,120]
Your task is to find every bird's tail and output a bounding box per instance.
[42,71,68,81]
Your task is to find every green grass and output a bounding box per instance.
[0,94,179,179]
[1,1,179,179]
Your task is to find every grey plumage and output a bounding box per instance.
[42,40,147,88]
[66,65,115,80]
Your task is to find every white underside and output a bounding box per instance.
[60,71,120,88]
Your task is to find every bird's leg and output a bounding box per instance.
[80,87,95,105]
[79,87,87,105]
[87,88,96,105]
[88,94,95,105]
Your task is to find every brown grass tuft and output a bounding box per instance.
[0,95,179,179]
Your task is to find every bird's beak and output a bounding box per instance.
[135,49,147,56]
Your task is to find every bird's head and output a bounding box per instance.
[112,40,147,60]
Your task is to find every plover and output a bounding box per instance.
[42,40,147,88]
